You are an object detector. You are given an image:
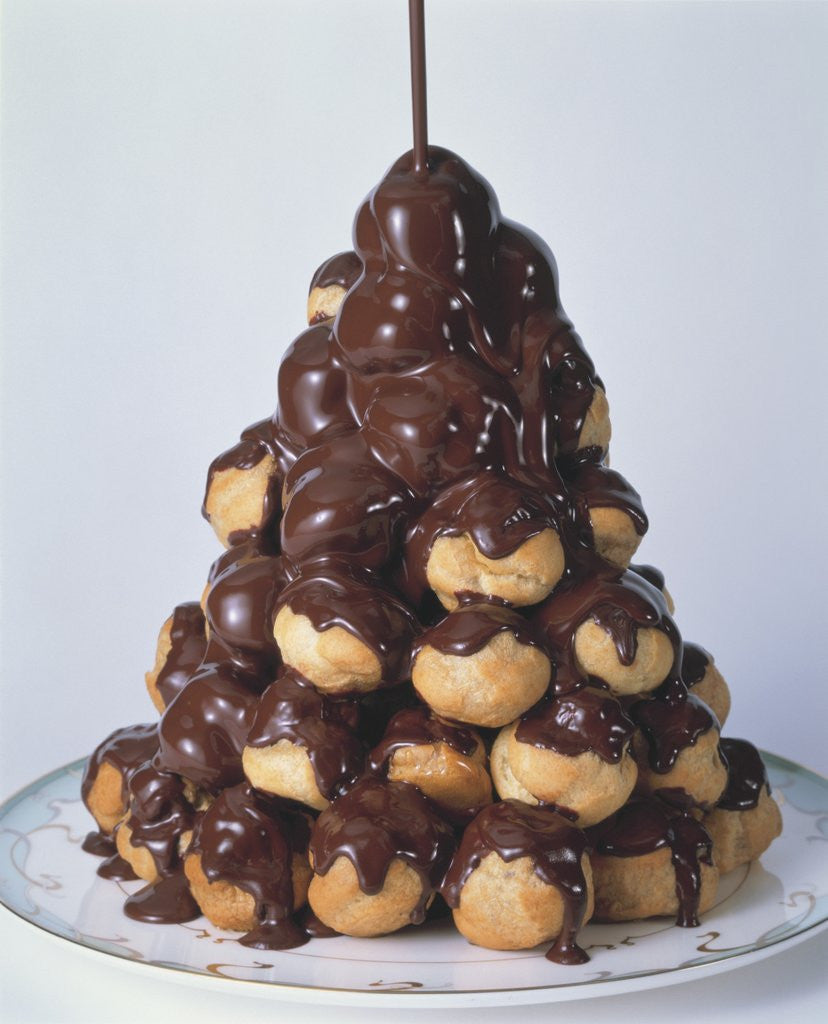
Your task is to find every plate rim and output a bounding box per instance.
[1,750,827,1006]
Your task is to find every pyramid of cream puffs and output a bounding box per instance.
[80,146,781,965]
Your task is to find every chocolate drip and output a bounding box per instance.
[124,760,194,877]
[204,545,287,666]
[309,250,362,294]
[97,852,139,881]
[190,783,309,949]
[515,688,634,763]
[124,873,200,923]
[368,706,479,774]
[587,797,714,927]
[682,642,712,687]
[81,723,159,809]
[309,777,456,925]
[718,738,770,811]
[412,601,538,661]
[157,663,259,793]
[629,563,666,593]
[202,418,286,541]
[442,800,591,965]
[277,567,418,685]
[630,689,720,775]
[246,671,364,800]
[564,462,648,536]
[155,602,208,709]
[534,566,680,693]
[82,831,115,857]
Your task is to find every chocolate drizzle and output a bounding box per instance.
[564,461,648,536]
[277,567,418,685]
[309,777,456,925]
[442,800,591,964]
[412,601,538,660]
[587,796,714,927]
[515,688,634,763]
[368,705,479,773]
[246,670,363,800]
[718,738,770,811]
[534,566,680,693]
[154,602,208,708]
[629,689,720,775]
[81,723,159,810]
[682,642,712,688]
[190,783,309,949]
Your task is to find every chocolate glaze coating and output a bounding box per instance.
[309,250,363,294]
[587,796,714,928]
[718,738,771,811]
[442,799,591,964]
[515,688,635,763]
[563,461,648,537]
[412,601,539,661]
[246,670,363,800]
[157,663,259,793]
[277,566,418,686]
[190,782,310,949]
[681,642,712,688]
[629,689,721,775]
[81,723,158,810]
[309,776,456,925]
[368,705,479,773]
[154,602,208,709]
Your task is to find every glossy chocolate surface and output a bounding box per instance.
[246,670,363,799]
[154,602,208,709]
[515,687,634,763]
[309,777,456,925]
[587,796,714,927]
[442,800,591,964]
[81,723,158,810]
[368,705,479,773]
[412,600,539,661]
[718,738,770,811]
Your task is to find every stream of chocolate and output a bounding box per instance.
[442,800,591,965]
[309,776,456,925]
[368,705,479,774]
[153,602,208,709]
[587,797,714,927]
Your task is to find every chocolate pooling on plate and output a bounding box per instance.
[442,800,592,965]
[189,782,310,949]
[309,776,456,925]
[587,796,714,928]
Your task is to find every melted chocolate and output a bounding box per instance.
[309,251,362,294]
[718,738,770,811]
[157,663,259,793]
[97,853,139,881]
[277,566,418,685]
[81,723,159,810]
[202,418,285,542]
[587,797,714,927]
[124,872,199,923]
[246,670,364,800]
[629,563,666,593]
[442,800,591,964]
[309,777,456,925]
[515,688,634,763]
[682,642,712,687]
[412,601,538,661]
[629,689,720,776]
[190,783,309,949]
[124,760,194,877]
[534,565,680,694]
[154,602,208,708]
[368,705,479,773]
[564,461,648,537]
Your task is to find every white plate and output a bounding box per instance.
[0,753,826,1007]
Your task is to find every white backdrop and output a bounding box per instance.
[2,0,827,804]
